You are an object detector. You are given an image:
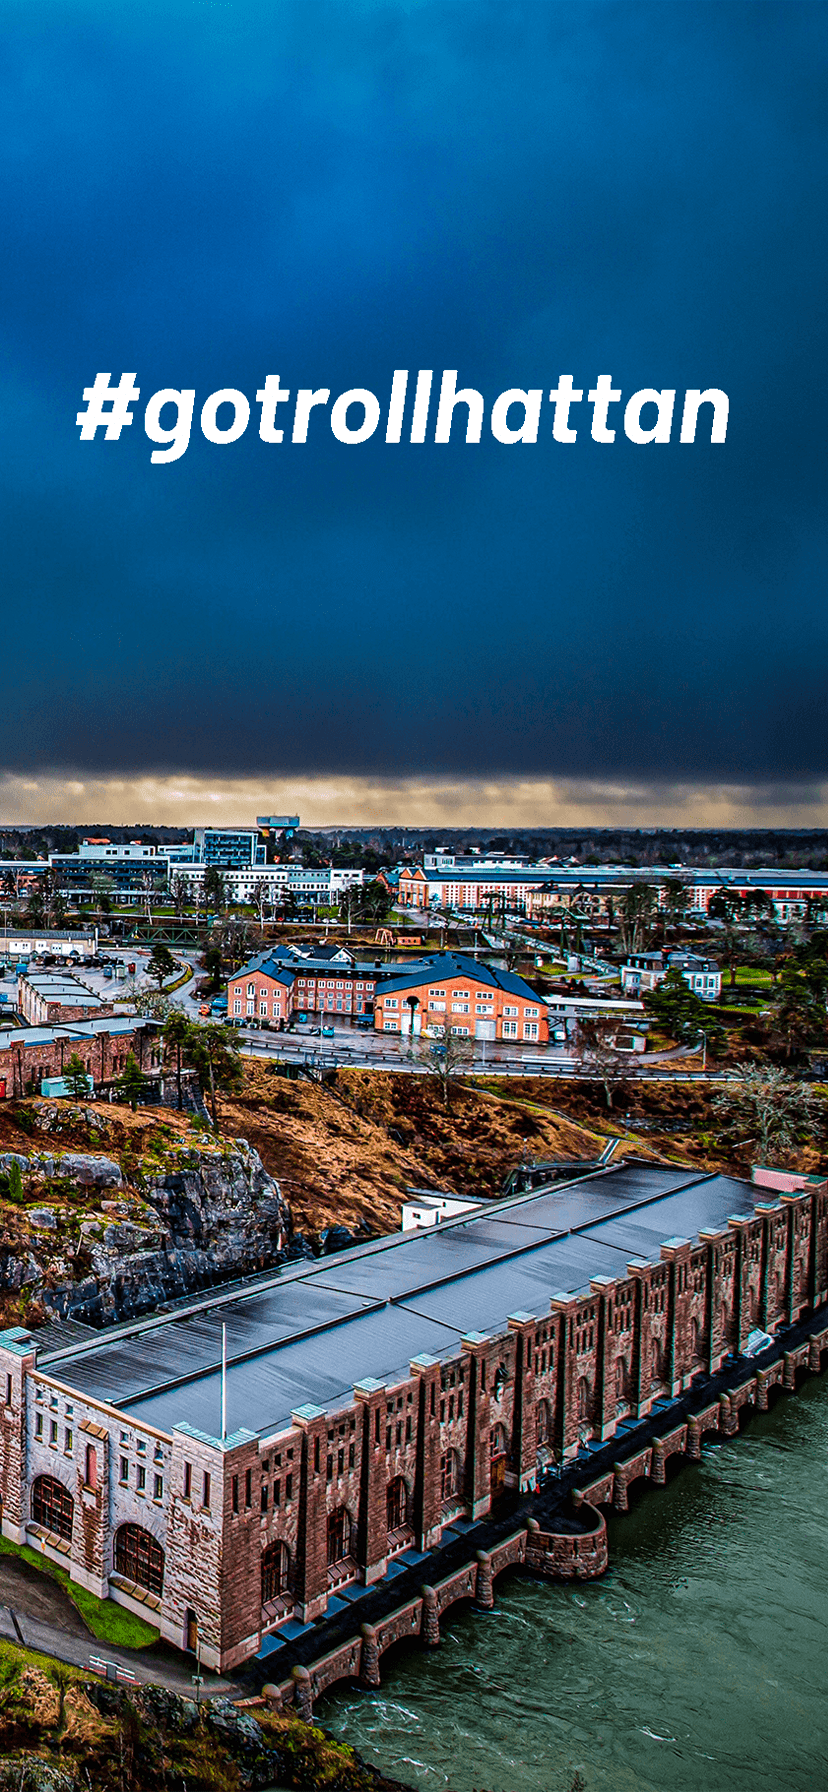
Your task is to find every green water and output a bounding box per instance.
[319,1377,828,1792]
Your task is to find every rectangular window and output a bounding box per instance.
[285,1474,293,1502]
[245,1467,252,1508]
[35,1413,43,1438]
[64,1428,73,1453]
[502,1020,518,1037]
[203,1471,211,1509]
[137,1465,146,1492]
[338,1447,345,1475]
[183,1461,192,1499]
[273,1479,280,1507]
[5,1374,11,1407]
[50,1419,58,1445]
[231,1474,239,1514]
[261,1484,268,1512]
[327,1455,333,1482]
[154,1474,163,1501]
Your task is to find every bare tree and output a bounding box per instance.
[712,1062,818,1164]
[617,884,658,955]
[660,876,692,936]
[170,874,191,917]
[417,1018,474,1109]
[573,1015,630,1109]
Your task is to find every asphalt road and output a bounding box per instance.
[226,1026,723,1081]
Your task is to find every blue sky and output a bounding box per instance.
[2,0,826,822]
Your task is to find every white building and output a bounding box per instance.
[184,864,364,906]
[621,952,722,1001]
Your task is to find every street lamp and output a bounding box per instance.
[405,995,420,1058]
[697,1028,708,1073]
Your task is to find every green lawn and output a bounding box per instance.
[0,1536,160,1649]
[733,966,774,985]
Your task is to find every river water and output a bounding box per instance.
[319,1375,828,1792]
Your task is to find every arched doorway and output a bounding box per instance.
[32,1475,74,1542]
[114,1524,165,1596]
[490,1423,509,1500]
[261,1541,292,1605]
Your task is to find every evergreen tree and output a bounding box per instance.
[63,1053,91,1099]
[116,1053,145,1111]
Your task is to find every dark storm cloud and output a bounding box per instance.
[0,0,826,784]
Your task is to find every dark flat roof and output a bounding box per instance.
[40,1160,767,1442]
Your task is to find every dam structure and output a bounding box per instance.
[0,1157,826,1675]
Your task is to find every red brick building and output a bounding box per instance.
[373,953,548,1044]
[2,1158,823,1671]
[0,1017,155,1100]
[226,955,380,1023]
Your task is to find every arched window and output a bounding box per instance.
[651,1341,666,1384]
[577,1376,592,1421]
[614,1357,631,1411]
[261,1541,291,1604]
[691,1318,705,1362]
[536,1400,552,1447]
[114,1524,165,1596]
[326,1506,352,1567]
[490,1423,508,1460]
[32,1475,74,1542]
[387,1477,407,1531]
[440,1449,461,1502]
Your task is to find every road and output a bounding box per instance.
[221,1024,724,1081]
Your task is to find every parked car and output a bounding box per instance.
[321,1025,335,1037]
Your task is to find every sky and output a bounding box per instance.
[2,0,827,827]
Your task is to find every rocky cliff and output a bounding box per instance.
[0,1109,290,1328]
[0,1669,413,1792]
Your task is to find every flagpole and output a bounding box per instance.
[221,1322,227,1442]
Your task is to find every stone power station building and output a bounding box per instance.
[0,1159,826,1671]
